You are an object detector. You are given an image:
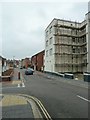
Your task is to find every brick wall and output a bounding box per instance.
[31,50,45,71]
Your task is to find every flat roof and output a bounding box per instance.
[85,11,90,15]
[45,18,81,31]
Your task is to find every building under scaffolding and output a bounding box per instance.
[45,12,90,76]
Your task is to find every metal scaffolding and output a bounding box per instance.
[54,19,87,73]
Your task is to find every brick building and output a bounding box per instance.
[31,50,45,71]
[21,58,31,68]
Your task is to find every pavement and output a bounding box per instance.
[36,71,89,89]
[1,68,51,119]
[1,94,34,118]
[2,68,24,88]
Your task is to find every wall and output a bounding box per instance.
[44,19,56,72]
[31,51,45,71]
[0,58,2,76]
[31,56,37,70]
[86,12,90,72]
[36,51,44,71]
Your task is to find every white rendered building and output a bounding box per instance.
[45,12,90,74]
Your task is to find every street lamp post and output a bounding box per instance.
[13,56,15,68]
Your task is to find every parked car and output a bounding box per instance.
[25,68,34,75]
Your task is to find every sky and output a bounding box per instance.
[0,0,89,60]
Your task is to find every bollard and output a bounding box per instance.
[18,72,20,80]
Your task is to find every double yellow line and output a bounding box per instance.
[18,94,52,120]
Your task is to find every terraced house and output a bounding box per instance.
[45,11,90,76]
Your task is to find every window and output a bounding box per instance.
[84,59,87,64]
[72,37,75,43]
[46,31,48,36]
[46,50,48,57]
[89,19,90,23]
[83,36,86,43]
[77,48,80,53]
[71,24,73,26]
[49,37,52,45]
[76,38,79,43]
[83,47,87,52]
[49,48,53,55]
[72,48,75,53]
[49,26,52,33]
[76,30,78,35]
[46,40,48,47]
[77,38,79,43]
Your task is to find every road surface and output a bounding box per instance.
[2,68,89,118]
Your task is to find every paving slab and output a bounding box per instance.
[1,95,34,118]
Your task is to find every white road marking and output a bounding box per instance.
[77,95,90,102]
[22,82,25,87]
[0,86,20,89]
[0,82,26,89]
[18,94,52,119]
[18,84,20,87]
[0,85,26,90]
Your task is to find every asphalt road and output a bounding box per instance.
[2,68,89,118]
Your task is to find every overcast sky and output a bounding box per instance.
[0,0,89,60]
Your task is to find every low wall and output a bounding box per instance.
[44,71,63,76]
[84,73,90,82]
[64,73,74,79]
[44,71,74,79]
[1,69,13,82]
